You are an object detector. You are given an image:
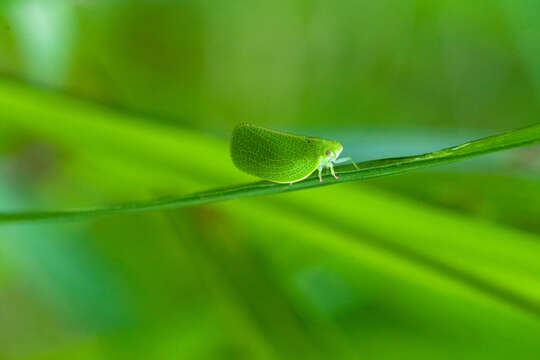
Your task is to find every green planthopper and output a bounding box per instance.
[230,123,358,184]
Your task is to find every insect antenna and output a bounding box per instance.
[334,156,360,170]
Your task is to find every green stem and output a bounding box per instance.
[1,123,539,224]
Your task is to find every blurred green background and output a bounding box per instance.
[1,1,539,359]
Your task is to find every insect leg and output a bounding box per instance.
[318,166,323,182]
[329,162,339,179]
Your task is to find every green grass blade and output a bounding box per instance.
[1,123,538,224]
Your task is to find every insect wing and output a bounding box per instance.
[230,124,320,183]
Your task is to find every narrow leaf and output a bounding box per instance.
[1,123,538,224]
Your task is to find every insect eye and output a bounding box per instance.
[326,151,332,156]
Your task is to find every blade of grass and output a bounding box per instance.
[1,123,538,224]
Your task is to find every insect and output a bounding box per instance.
[230,123,358,184]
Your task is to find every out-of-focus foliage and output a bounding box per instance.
[0,1,539,359]
[2,0,540,132]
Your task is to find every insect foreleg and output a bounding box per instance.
[329,162,338,179]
